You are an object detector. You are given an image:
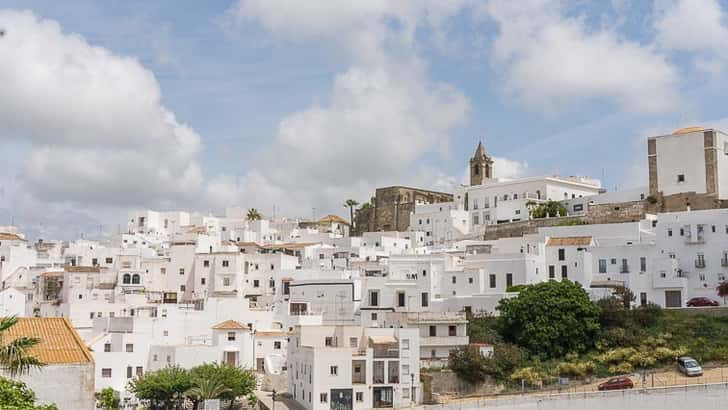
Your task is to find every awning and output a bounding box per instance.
[369,336,397,345]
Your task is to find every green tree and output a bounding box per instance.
[717,281,728,304]
[449,347,489,384]
[189,362,256,409]
[0,376,57,409]
[497,280,601,359]
[128,366,193,410]
[359,202,373,210]
[0,316,44,376]
[246,208,262,221]
[527,200,567,218]
[96,387,120,410]
[186,374,231,409]
[343,199,359,228]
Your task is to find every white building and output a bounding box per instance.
[287,325,420,410]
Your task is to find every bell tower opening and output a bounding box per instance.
[469,141,493,186]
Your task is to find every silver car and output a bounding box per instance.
[677,356,703,377]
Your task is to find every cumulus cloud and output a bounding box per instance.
[483,0,678,114]
[654,0,728,74]
[0,10,202,204]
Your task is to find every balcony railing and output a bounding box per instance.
[695,260,706,269]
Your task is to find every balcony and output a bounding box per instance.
[695,259,706,269]
[652,274,688,289]
[420,336,469,347]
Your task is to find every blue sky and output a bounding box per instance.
[1,0,728,239]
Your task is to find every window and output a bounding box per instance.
[472,214,479,225]
[598,259,607,273]
[573,204,584,212]
[640,257,647,272]
[561,265,567,279]
[449,325,457,336]
[126,343,133,353]
[153,354,158,361]
[320,393,328,403]
[397,292,405,307]
[506,273,513,288]
[402,388,410,399]
[330,366,338,376]
[105,257,113,264]
[402,364,410,376]
[136,367,143,377]
[228,332,236,341]
[371,312,378,321]
[325,337,335,347]
[677,174,685,183]
[163,330,169,336]
[123,273,131,284]
[201,278,206,285]
[180,285,186,292]
[421,292,429,307]
[203,260,210,267]
[489,274,496,288]
[429,326,437,337]
[468,277,474,284]
[127,366,133,378]
[369,290,379,306]
[610,258,617,265]
[356,392,364,402]
[160,267,166,274]
[402,339,409,350]
[640,292,647,307]
[132,274,140,284]
[222,260,229,267]
[548,265,555,279]
[452,276,456,284]
[253,280,259,288]
[102,368,112,378]
[104,343,111,352]
[274,341,282,349]
[179,268,184,275]
[350,337,358,348]
[558,249,565,261]
[667,228,673,237]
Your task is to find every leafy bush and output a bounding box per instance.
[449,347,489,384]
[505,284,530,293]
[608,362,634,375]
[510,367,541,386]
[497,280,601,359]
[0,376,57,409]
[556,360,595,378]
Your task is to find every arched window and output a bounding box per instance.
[132,274,140,284]
[122,274,131,284]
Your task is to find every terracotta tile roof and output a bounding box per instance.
[3,318,93,364]
[64,266,101,273]
[237,242,262,248]
[318,214,350,225]
[212,320,249,330]
[546,236,593,247]
[188,226,207,234]
[0,233,25,241]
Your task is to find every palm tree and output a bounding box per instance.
[343,199,359,227]
[186,375,232,409]
[0,316,43,376]
[246,208,262,221]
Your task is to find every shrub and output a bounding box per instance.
[510,367,541,386]
[608,362,634,375]
[449,347,489,384]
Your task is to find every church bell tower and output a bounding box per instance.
[469,141,493,186]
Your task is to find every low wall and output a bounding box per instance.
[418,382,728,410]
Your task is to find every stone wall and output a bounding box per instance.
[483,216,586,240]
[353,186,452,236]
[421,370,501,403]
[585,201,647,224]
[646,192,728,214]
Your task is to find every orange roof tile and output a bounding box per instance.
[318,214,350,225]
[0,233,25,241]
[546,236,593,247]
[3,318,93,364]
[212,320,249,330]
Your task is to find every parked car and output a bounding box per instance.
[687,297,719,307]
[598,377,634,391]
[677,356,703,376]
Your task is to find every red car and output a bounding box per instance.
[598,377,634,391]
[687,297,720,307]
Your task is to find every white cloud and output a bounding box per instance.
[484,0,679,113]
[492,157,528,180]
[0,10,202,204]
[654,0,728,74]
